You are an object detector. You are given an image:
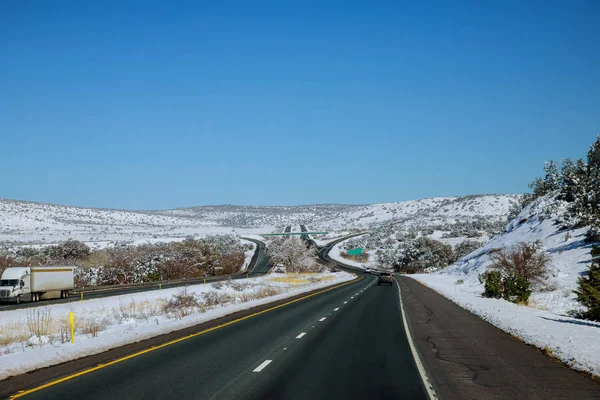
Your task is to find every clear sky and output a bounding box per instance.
[1,1,599,209]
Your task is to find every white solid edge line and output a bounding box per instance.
[395,277,438,400]
[334,307,339,311]
[296,332,306,339]
[319,317,326,321]
[253,360,273,372]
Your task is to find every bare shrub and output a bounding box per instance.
[26,308,53,339]
[80,317,108,338]
[113,300,138,321]
[229,281,249,292]
[254,287,280,299]
[490,241,550,284]
[57,317,73,344]
[211,281,226,290]
[218,252,245,275]
[268,237,317,273]
[163,289,201,318]
[200,291,233,308]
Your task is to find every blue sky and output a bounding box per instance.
[1,1,599,209]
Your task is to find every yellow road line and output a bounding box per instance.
[10,275,363,399]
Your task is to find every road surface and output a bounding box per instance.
[3,233,599,399]
[4,273,427,400]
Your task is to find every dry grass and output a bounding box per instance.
[255,287,280,298]
[112,299,162,322]
[527,299,549,311]
[79,317,109,338]
[271,277,310,284]
[26,308,53,339]
[340,251,369,263]
[162,290,202,319]
[0,323,30,353]
[542,345,554,357]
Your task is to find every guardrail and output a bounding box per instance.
[71,274,233,294]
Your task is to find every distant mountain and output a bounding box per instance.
[0,195,520,246]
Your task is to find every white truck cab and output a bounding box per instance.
[0,266,75,304]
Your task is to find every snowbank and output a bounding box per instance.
[0,271,355,381]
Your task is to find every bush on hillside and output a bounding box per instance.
[453,240,481,260]
[481,270,502,299]
[480,270,531,304]
[501,274,531,304]
[45,240,91,261]
[398,237,455,273]
[489,241,550,284]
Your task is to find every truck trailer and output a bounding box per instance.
[0,266,75,304]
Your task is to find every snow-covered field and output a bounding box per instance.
[0,195,519,247]
[411,196,600,377]
[0,271,355,381]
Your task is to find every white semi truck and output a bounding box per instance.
[0,266,75,304]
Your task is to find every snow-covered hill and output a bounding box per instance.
[413,194,600,377]
[0,194,520,247]
[321,194,520,229]
[420,195,593,314]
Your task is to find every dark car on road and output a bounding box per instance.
[377,271,393,286]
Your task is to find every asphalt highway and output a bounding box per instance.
[4,232,599,400]
[8,273,427,400]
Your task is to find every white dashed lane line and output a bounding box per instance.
[319,317,326,322]
[253,360,273,372]
[344,301,347,304]
[296,332,306,339]
[334,308,339,311]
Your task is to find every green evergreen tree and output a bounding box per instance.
[574,246,600,321]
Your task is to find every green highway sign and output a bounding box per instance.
[347,248,363,256]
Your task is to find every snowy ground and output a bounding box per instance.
[411,196,600,377]
[240,239,257,272]
[0,271,355,381]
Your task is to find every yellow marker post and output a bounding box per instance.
[80,292,83,302]
[69,312,75,344]
[246,273,248,279]
[294,280,296,290]
[204,279,206,284]
[159,283,162,290]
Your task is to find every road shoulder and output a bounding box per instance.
[398,276,600,400]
